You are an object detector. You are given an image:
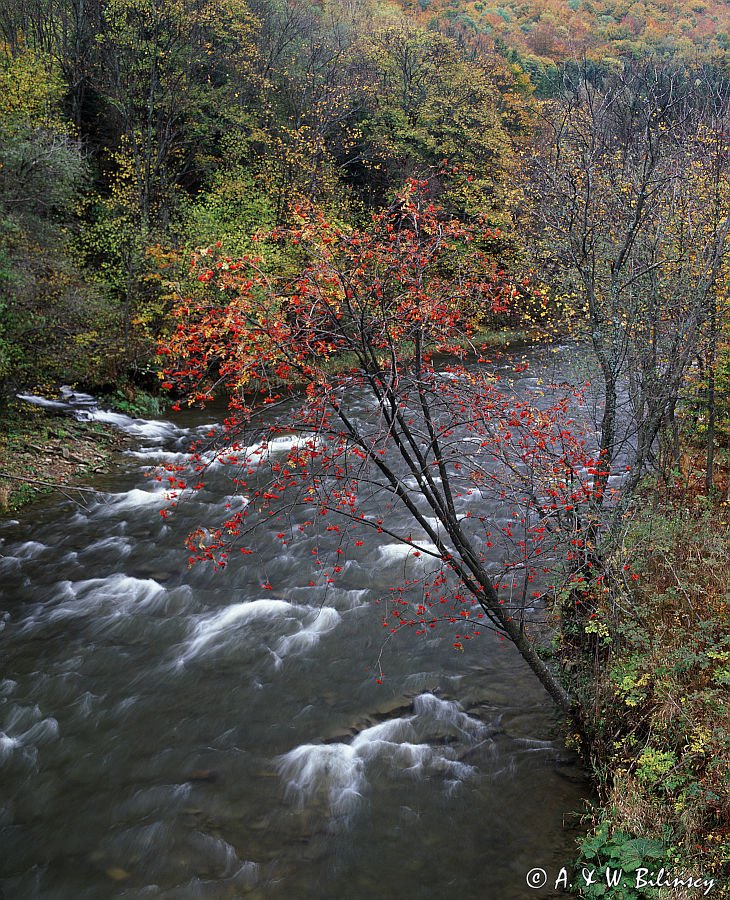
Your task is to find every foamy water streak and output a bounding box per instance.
[100,486,171,508]
[181,598,341,664]
[277,694,488,819]
[16,574,167,638]
[85,410,183,443]
[0,704,60,768]
[378,541,440,561]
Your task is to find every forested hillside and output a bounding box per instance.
[397,0,730,90]
[4,0,729,402]
[0,0,531,405]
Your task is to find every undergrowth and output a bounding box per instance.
[559,486,729,897]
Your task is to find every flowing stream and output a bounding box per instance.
[1,347,594,898]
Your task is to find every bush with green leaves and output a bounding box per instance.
[576,823,667,899]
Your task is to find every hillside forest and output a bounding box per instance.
[1,0,729,894]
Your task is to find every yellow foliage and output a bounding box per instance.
[0,46,67,133]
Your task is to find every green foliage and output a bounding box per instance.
[0,48,86,229]
[8,481,36,508]
[99,387,167,417]
[351,24,520,219]
[73,150,143,304]
[576,823,666,898]
[0,46,124,397]
[0,47,66,131]
[0,132,87,219]
[634,749,680,790]
[96,0,261,228]
[184,167,277,257]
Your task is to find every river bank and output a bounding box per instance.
[562,478,730,897]
[0,399,130,512]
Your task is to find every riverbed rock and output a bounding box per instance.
[185,769,219,783]
[105,866,131,881]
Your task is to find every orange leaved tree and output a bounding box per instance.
[161,184,604,713]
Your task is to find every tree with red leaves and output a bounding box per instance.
[161,182,603,713]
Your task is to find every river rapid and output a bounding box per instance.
[0,346,593,898]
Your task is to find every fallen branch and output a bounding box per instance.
[0,471,104,494]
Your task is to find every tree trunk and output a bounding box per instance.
[502,616,574,714]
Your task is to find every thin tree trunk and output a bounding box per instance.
[705,294,717,492]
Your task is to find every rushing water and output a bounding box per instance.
[1,348,593,899]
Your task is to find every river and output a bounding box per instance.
[0,346,593,898]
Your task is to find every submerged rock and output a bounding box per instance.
[105,866,131,881]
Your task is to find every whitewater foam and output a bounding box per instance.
[277,693,486,820]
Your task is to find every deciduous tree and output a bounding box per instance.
[161,184,609,712]
[527,61,730,498]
